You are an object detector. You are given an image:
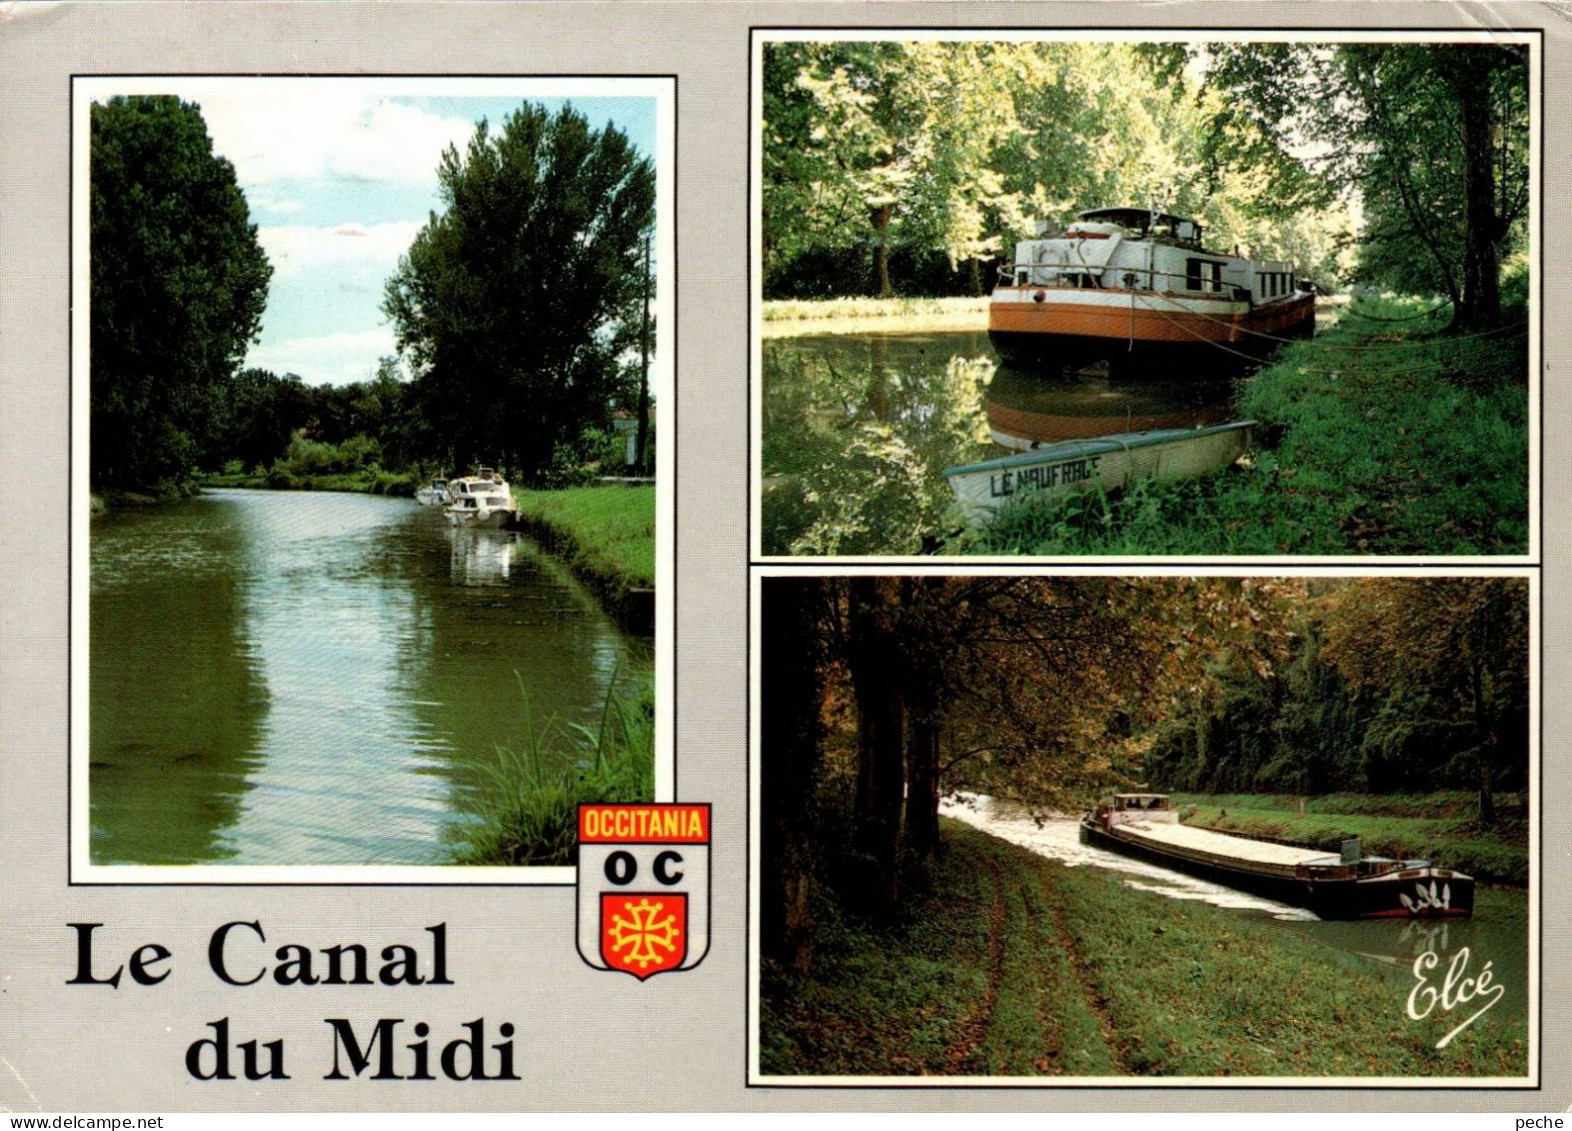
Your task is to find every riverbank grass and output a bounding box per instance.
[201,468,422,497]
[459,673,654,866]
[1172,791,1528,887]
[958,297,1528,556]
[511,485,654,622]
[761,296,989,338]
[761,820,1525,1077]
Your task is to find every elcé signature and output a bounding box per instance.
[1406,946,1506,1048]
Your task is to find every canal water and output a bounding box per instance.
[89,488,649,866]
[761,330,1236,556]
[941,796,1530,1030]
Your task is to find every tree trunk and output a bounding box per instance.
[870,204,893,298]
[760,577,825,973]
[1441,51,1503,331]
[1469,649,1498,828]
[635,235,652,475]
[1477,748,1497,828]
[903,709,941,864]
[847,577,905,920]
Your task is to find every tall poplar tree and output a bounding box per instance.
[383,102,655,481]
[90,95,271,491]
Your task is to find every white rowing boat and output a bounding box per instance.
[942,420,1255,525]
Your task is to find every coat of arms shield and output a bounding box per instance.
[576,803,711,979]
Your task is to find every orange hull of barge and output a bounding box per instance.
[989,288,1315,369]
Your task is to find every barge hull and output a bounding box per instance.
[1079,819,1473,920]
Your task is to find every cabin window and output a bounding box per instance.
[1188,259,1223,293]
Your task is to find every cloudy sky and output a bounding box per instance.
[85,78,660,387]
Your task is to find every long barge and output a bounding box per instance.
[1079,794,1473,920]
[990,207,1316,373]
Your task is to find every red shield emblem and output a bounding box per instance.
[600,892,688,979]
[576,803,710,979]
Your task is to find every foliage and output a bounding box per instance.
[1143,579,1530,828]
[762,41,1361,301]
[1198,42,1530,329]
[760,575,1299,954]
[459,672,654,866]
[1320,577,1529,824]
[90,95,272,491]
[762,349,993,555]
[761,821,1526,1076]
[384,102,655,483]
[215,368,309,473]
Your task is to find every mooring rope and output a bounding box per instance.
[1131,291,1527,354]
[1342,298,1454,323]
[1129,296,1527,377]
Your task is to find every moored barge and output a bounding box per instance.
[1079,793,1473,920]
[990,207,1316,372]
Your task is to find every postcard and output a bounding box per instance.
[0,1,1565,1117]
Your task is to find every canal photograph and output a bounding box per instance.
[751,571,1535,1082]
[751,32,1536,559]
[72,76,674,879]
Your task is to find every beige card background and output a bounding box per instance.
[1,0,1565,1112]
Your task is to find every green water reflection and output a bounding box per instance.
[761,331,1235,556]
[1279,886,1529,1030]
[90,489,647,866]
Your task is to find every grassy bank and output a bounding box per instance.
[511,485,655,628]
[959,298,1528,556]
[90,483,200,513]
[1172,791,1529,887]
[761,296,989,338]
[458,674,654,866]
[761,820,1526,1078]
[201,466,422,496]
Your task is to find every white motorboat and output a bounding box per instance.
[445,467,516,528]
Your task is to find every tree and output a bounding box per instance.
[760,577,829,973]
[761,41,1360,301]
[1200,43,1529,330]
[764,42,1029,298]
[1319,577,1529,825]
[90,95,271,490]
[384,103,655,482]
[760,576,1298,938]
[219,367,308,473]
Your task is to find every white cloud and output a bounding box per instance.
[256,220,423,276]
[251,195,306,215]
[190,90,476,186]
[246,330,398,387]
